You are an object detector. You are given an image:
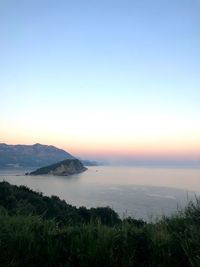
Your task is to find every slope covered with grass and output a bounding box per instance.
[0,181,200,267]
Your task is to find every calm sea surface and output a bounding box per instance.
[1,166,200,220]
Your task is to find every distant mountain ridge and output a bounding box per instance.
[0,143,74,168]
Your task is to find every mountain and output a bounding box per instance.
[27,159,87,176]
[0,143,74,168]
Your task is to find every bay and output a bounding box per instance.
[1,166,200,220]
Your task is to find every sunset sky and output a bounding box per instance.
[1,0,200,162]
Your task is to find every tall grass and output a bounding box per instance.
[0,182,200,266]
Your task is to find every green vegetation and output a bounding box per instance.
[0,181,200,267]
[0,181,119,226]
[27,159,87,176]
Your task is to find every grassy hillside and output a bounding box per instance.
[0,181,200,267]
[0,181,120,226]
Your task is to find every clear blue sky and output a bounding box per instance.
[0,0,200,159]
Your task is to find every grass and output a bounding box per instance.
[0,181,200,266]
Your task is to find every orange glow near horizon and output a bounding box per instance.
[1,110,200,160]
[2,133,200,161]
[65,143,200,160]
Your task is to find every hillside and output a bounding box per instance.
[0,181,119,225]
[27,159,87,176]
[0,143,74,168]
[0,181,200,266]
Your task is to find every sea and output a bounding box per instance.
[1,166,200,221]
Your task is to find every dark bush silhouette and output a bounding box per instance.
[0,181,200,267]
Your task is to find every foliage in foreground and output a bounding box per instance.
[0,181,200,267]
[0,181,120,226]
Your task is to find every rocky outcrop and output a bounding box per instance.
[27,159,87,176]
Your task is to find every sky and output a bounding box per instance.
[0,0,200,162]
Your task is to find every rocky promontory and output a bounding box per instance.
[26,159,87,176]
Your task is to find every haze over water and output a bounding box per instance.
[1,166,199,220]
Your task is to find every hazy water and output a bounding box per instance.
[1,166,200,220]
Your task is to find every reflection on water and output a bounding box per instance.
[0,166,199,220]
